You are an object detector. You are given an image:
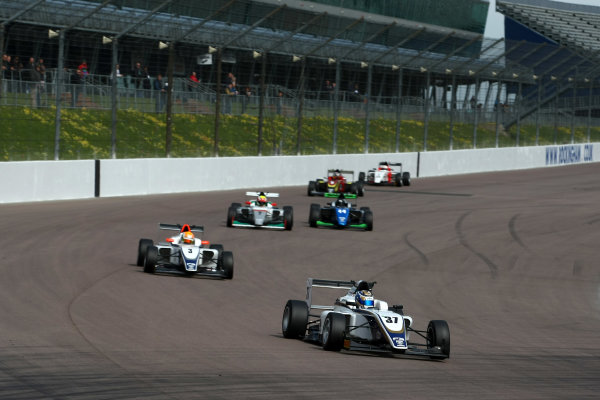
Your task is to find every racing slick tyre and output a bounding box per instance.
[394,173,403,187]
[282,300,309,339]
[358,171,366,182]
[226,206,236,227]
[322,313,346,351]
[402,171,411,186]
[137,238,153,266]
[360,206,370,212]
[283,206,293,231]
[143,246,158,274]
[220,251,234,279]
[357,181,365,197]
[349,183,359,195]
[309,204,321,227]
[364,210,374,231]
[307,181,316,196]
[230,202,242,208]
[427,320,450,359]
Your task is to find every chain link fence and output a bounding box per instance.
[1,0,599,160]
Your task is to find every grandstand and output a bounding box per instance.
[0,0,599,160]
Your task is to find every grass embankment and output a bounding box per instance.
[1,106,598,161]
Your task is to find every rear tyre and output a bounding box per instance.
[307,181,316,196]
[349,183,358,195]
[364,210,373,231]
[283,206,293,231]
[402,171,411,186]
[427,320,450,359]
[143,246,158,274]
[322,313,345,351]
[226,206,236,227]
[309,204,321,227]
[230,202,242,208]
[358,171,365,181]
[220,251,234,279]
[282,299,309,339]
[137,238,153,266]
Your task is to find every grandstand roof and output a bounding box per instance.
[497,0,600,54]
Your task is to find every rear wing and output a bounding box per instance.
[159,223,204,234]
[245,191,279,197]
[305,278,375,311]
[327,169,355,180]
[379,161,402,167]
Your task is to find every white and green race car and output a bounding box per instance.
[226,191,293,230]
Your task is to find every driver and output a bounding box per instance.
[256,193,268,206]
[334,169,342,178]
[181,231,195,244]
[335,194,348,208]
[355,289,374,309]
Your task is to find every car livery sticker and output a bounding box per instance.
[181,245,201,271]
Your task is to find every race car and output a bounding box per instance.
[364,161,411,186]
[226,191,293,230]
[282,278,450,359]
[307,169,364,197]
[308,193,373,231]
[137,223,233,279]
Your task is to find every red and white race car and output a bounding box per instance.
[364,162,411,186]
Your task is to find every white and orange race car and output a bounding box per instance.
[137,223,233,279]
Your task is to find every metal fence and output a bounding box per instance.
[1,0,600,160]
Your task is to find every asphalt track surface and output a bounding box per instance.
[1,164,599,399]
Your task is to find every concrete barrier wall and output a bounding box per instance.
[1,143,597,203]
[0,160,95,203]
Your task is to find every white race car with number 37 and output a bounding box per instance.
[282,278,450,359]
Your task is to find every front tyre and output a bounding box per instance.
[307,181,316,196]
[322,313,346,351]
[402,171,411,186]
[283,206,293,231]
[220,251,234,279]
[143,246,158,274]
[395,173,403,187]
[137,238,153,266]
[226,206,236,227]
[282,300,308,339]
[309,204,320,228]
[427,320,450,359]
[364,210,373,231]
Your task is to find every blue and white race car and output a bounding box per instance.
[137,223,233,279]
[308,193,372,231]
[282,278,450,359]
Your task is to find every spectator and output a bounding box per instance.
[470,96,476,109]
[276,90,283,115]
[133,62,144,97]
[29,62,42,108]
[70,68,83,107]
[142,66,152,96]
[77,60,88,77]
[153,73,166,112]
[189,71,199,89]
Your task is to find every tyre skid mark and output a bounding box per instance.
[455,211,498,278]
[67,267,177,399]
[404,231,429,266]
[509,214,529,251]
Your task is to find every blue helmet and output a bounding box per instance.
[355,290,374,308]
